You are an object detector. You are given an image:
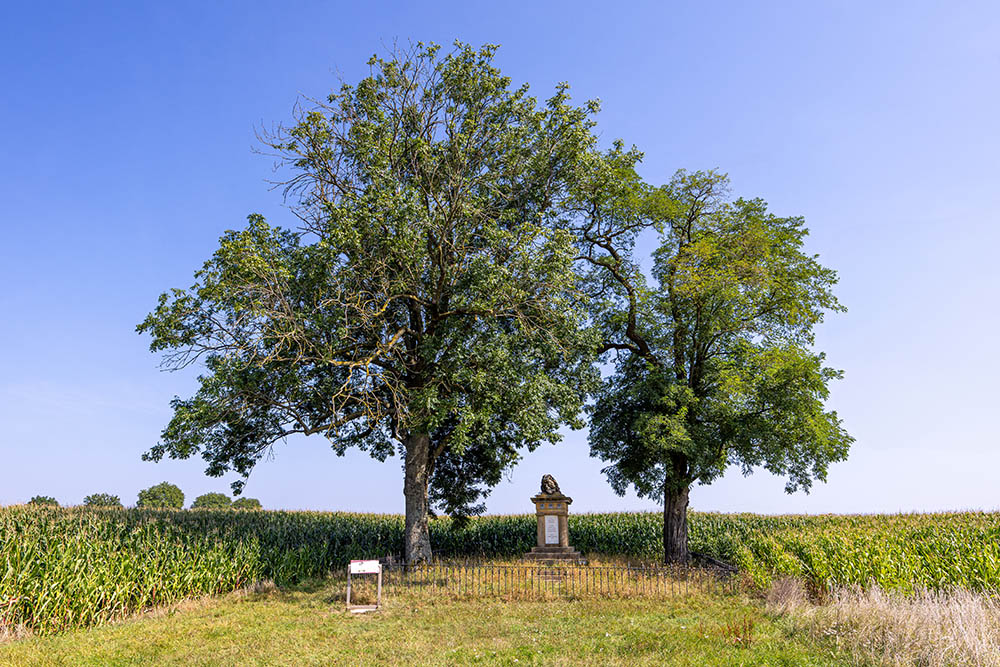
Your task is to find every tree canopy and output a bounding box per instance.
[232,497,262,510]
[136,482,184,509]
[191,492,232,509]
[577,167,852,562]
[83,493,122,507]
[27,496,58,507]
[138,42,600,561]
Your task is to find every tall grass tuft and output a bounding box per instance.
[772,583,1000,666]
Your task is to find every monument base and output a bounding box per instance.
[523,545,585,565]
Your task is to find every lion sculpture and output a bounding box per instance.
[540,474,561,495]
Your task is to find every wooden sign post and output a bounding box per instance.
[346,559,382,613]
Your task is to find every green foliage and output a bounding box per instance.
[191,493,232,509]
[136,482,184,509]
[136,41,601,552]
[579,168,852,558]
[27,496,58,507]
[689,512,1000,595]
[232,497,262,510]
[83,493,122,507]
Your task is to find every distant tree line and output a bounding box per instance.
[22,482,262,510]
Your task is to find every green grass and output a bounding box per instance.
[0,580,858,666]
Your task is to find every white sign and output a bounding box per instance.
[349,559,381,574]
[544,515,559,545]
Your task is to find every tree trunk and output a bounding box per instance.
[663,481,690,564]
[403,432,433,564]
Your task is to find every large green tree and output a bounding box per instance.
[575,163,852,563]
[138,43,599,562]
[83,493,122,507]
[232,497,262,510]
[137,482,185,509]
[191,492,232,509]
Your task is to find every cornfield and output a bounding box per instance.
[2,506,998,635]
[691,512,1000,595]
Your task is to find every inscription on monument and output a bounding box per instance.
[525,474,583,564]
[544,515,559,545]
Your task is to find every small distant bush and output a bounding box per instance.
[27,495,58,507]
[137,482,184,509]
[191,492,232,509]
[232,497,262,510]
[83,493,122,507]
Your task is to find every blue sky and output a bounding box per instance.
[1,1,998,513]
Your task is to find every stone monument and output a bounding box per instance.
[523,474,584,564]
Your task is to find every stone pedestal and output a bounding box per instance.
[523,492,584,564]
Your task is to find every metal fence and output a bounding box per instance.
[362,561,737,601]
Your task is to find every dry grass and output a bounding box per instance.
[770,580,1000,666]
[766,576,810,613]
[0,621,29,644]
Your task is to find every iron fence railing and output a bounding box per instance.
[356,560,737,601]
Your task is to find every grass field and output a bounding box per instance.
[0,578,856,666]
